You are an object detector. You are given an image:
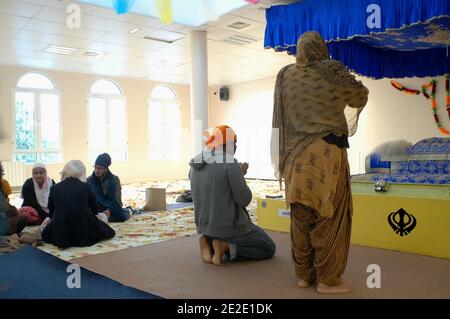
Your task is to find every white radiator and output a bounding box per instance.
[2,161,28,187]
[348,149,368,175]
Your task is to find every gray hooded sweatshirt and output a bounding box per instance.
[189,150,254,238]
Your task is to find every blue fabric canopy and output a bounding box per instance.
[264,0,450,79]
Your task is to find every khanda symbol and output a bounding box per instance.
[388,208,417,236]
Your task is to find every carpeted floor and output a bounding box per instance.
[71,231,450,299]
[0,245,161,299]
[13,179,280,260]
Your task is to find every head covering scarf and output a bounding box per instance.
[32,162,52,212]
[205,125,237,150]
[61,160,87,182]
[296,31,329,66]
[271,31,368,183]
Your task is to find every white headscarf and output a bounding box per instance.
[61,160,86,182]
[32,162,52,212]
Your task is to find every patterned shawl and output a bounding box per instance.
[271,31,369,183]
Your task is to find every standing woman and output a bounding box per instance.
[20,163,55,225]
[271,32,369,294]
[41,160,115,248]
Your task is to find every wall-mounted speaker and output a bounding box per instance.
[219,87,229,101]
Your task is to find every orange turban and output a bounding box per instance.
[205,125,237,150]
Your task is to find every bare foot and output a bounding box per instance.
[212,239,230,266]
[199,235,212,264]
[316,282,353,294]
[297,279,310,288]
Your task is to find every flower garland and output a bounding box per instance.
[421,79,449,135]
[390,75,450,136]
[446,74,450,120]
[390,80,420,95]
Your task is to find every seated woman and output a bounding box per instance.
[189,125,276,266]
[0,161,12,201]
[20,163,55,225]
[41,160,115,249]
[0,193,28,236]
[87,153,131,223]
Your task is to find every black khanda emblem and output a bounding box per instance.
[388,208,417,236]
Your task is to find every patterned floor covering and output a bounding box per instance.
[16,179,281,261]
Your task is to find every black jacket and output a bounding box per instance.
[41,177,115,248]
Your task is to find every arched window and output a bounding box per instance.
[88,80,127,162]
[148,85,181,160]
[14,72,62,164]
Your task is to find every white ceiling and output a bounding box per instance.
[0,0,296,86]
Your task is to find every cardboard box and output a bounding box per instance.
[144,187,167,211]
[257,183,450,259]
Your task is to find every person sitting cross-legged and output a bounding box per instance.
[41,160,115,248]
[87,153,131,223]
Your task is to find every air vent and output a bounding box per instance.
[83,50,102,57]
[227,21,251,30]
[222,34,259,46]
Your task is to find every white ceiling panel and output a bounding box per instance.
[0,1,294,86]
[15,29,59,43]
[18,0,47,5]
[51,35,92,48]
[235,7,268,23]
[0,38,12,46]
[81,14,123,32]
[9,39,50,51]
[0,0,41,18]
[130,38,165,51]
[0,13,30,28]
[22,19,66,34]
[33,6,69,24]
[110,23,157,38]
[127,15,165,29]
[0,46,37,58]
[89,6,136,23]
[0,26,21,38]
[62,27,106,40]
[45,0,97,14]
[96,33,140,46]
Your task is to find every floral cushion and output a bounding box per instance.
[407,137,450,155]
[370,173,450,185]
[391,160,450,174]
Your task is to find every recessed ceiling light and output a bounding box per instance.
[129,28,140,34]
[44,45,78,55]
[144,30,186,43]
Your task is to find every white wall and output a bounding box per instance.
[0,65,193,183]
[209,74,450,178]
[209,78,276,179]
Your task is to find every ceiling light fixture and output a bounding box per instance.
[129,28,140,34]
[44,45,78,55]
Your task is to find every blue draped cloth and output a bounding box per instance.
[112,0,136,14]
[264,0,450,79]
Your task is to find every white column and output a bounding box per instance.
[189,30,209,156]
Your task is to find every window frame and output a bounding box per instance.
[12,72,63,164]
[148,85,181,161]
[87,79,128,163]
